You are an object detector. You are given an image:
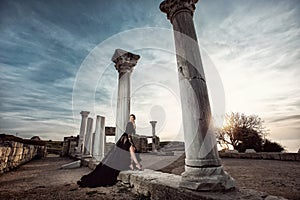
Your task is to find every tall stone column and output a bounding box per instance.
[77,111,90,154]
[150,121,158,152]
[93,115,106,161]
[160,0,235,191]
[84,117,93,155]
[112,49,140,142]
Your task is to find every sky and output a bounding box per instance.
[0,0,299,152]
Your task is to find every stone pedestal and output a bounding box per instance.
[112,49,140,142]
[93,115,106,161]
[84,117,93,155]
[160,0,235,191]
[77,111,90,153]
[150,121,158,152]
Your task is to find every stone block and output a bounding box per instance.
[5,148,11,157]
[16,147,23,156]
[117,169,287,200]
[280,153,296,161]
[132,135,148,153]
[60,160,81,169]
[265,195,287,200]
[249,153,263,159]
[156,151,174,156]
[225,150,239,153]
[239,153,249,159]
[295,154,300,161]
[0,147,5,157]
[269,153,281,160]
[261,153,280,160]
[231,153,241,158]
[88,160,98,170]
[245,149,256,153]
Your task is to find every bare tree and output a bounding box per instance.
[217,112,268,152]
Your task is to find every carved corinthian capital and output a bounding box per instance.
[112,49,140,73]
[160,0,198,22]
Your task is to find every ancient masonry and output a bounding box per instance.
[112,49,140,142]
[160,0,235,191]
[62,49,161,160]
[0,134,47,173]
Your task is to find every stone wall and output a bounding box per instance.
[219,152,300,161]
[132,135,148,153]
[62,136,78,156]
[0,134,47,174]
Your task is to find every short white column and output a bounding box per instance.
[93,115,106,161]
[77,111,90,153]
[84,117,93,155]
[150,121,158,152]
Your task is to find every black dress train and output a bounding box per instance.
[77,133,133,188]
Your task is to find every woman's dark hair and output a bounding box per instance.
[130,114,136,120]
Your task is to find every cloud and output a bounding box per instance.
[272,115,300,122]
[0,0,299,152]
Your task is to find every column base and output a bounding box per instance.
[179,165,236,191]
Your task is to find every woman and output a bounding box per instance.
[77,114,142,188]
[125,114,142,171]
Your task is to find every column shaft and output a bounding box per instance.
[84,117,93,155]
[93,115,106,161]
[77,111,90,153]
[112,49,140,142]
[150,121,158,152]
[160,0,235,191]
[115,72,131,141]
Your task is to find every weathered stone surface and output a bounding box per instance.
[160,0,235,191]
[132,135,148,153]
[93,115,106,161]
[84,117,93,155]
[155,151,174,156]
[0,138,46,174]
[60,160,81,169]
[62,136,78,157]
[225,150,239,153]
[265,195,287,200]
[77,111,90,154]
[112,49,140,142]
[280,153,296,161]
[296,154,300,161]
[150,121,159,152]
[117,169,287,200]
[245,149,256,153]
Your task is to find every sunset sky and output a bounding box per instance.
[1,0,299,152]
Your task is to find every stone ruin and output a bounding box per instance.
[66,0,236,193]
[62,112,161,160]
[0,134,47,174]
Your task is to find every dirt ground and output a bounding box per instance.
[0,154,299,200]
[159,154,300,200]
[0,154,145,200]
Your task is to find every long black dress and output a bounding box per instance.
[77,132,133,187]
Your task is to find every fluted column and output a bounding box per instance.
[84,117,93,155]
[77,111,90,154]
[160,0,235,191]
[112,49,140,142]
[93,115,106,161]
[150,121,158,152]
